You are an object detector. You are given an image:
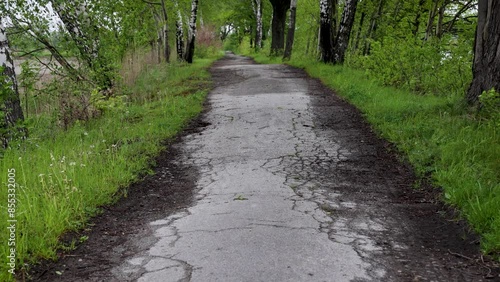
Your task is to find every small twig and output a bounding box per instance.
[17,48,47,58]
[448,249,473,261]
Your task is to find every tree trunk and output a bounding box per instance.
[253,0,263,50]
[424,0,440,41]
[353,11,365,52]
[412,0,426,36]
[333,0,358,64]
[283,0,297,60]
[160,0,170,63]
[175,2,185,61]
[0,19,26,148]
[185,0,199,64]
[319,0,334,63]
[363,0,384,55]
[269,0,290,56]
[330,0,338,47]
[467,0,500,105]
[151,8,163,64]
[436,0,448,38]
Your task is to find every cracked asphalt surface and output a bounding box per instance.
[32,54,499,281]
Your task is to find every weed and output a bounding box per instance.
[234,195,248,201]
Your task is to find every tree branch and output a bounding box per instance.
[141,0,161,5]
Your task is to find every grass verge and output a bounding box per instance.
[244,51,500,259]
[0,56,220,281]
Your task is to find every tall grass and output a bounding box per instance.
[0,55,220,281]
[243,51,500,258]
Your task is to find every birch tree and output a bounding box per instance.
[160,0,170,63]
[185,0,199,63]
[252,0,263,50]
[175,1,185,61]
[283,0,297,60]
[0,19,25,148]
[333,0,358,64]
[319,0,334,63]
[50,0,113,89]
[1,0,85,81]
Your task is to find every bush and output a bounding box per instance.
[195,25,223,59]
[350,36,473,97]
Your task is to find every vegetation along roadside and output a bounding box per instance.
[0,55,220,281]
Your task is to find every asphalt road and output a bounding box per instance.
[113,55,378,281]
[34,54,496,282]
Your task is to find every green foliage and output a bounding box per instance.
[0,56,218,281]
[349,36,473,96]
[479,89,500,123]
[90,89,126,113]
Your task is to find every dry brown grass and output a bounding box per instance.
[119,47,162,87]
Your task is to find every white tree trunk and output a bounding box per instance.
[255,0,263,49]
[0,24,18,97]
[175,1,185,60]
[184,0,199,63]
[333,0,358,64]
[0,18,25,147]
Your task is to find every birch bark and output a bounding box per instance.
[185,0,199,63]
[0,18,26,147]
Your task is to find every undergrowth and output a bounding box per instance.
[243,50,500,259]
[0,56,219,281]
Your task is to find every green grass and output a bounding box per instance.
[0,57,219,281]
[243,51,500,258]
